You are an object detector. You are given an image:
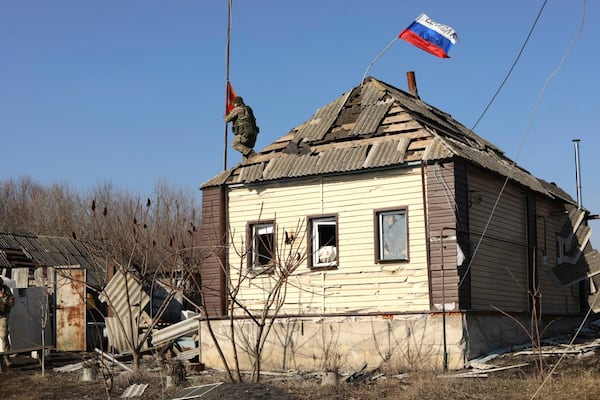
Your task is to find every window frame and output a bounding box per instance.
[374,207,409,263]
[308,214,338,269]
[246,220,276,271]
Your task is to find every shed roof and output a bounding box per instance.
[201,77,574,204]
[0,232,98,270]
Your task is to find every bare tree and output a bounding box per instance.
[217,219,307,383]
[64,181,203,373]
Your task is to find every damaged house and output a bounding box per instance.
[198,75,600,370]
[0,232,101,354]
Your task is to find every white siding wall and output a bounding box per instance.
[227,167,430,314]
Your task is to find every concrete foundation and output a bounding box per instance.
[198,313,465,372]
[194,311,584,373]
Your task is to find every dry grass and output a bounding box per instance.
[277,367,600,400]
[3,352,599,399]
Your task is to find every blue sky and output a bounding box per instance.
[1,1,598,234]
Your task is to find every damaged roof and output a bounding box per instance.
[0,232,98,270]
[201,76,574,204]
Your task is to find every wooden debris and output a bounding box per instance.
[95,348,133,372]
[438,363,528,379]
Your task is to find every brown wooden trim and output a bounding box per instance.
[455,160,471,309]
[526,192,538,313]
[199,185,228,316]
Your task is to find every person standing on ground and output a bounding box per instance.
[225,96,260,162]
[0,277,15,367]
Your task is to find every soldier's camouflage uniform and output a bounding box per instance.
[225,98,259,162]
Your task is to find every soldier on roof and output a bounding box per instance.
[225,96,259,162]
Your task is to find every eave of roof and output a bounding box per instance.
[0,232,98,269]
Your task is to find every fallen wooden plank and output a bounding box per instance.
[473,363,528,373]
[438,363,528,379]
[439,372,488,378]
[95,348,133,372]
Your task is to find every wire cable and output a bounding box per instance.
[459,0,584,289]
[469,0,549,132]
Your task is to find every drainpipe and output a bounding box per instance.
[440,227,456,372]
[573,139,582,209]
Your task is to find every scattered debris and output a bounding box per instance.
[169,382,223,400]
[439,363,529,379]
[345,363,367,383]
[345,363,386,384]
[513,339,600,357]
[120,383,148,398]
[54,361,86,373]
[95,348,133,372]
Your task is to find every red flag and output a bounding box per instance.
[226,81,237,114]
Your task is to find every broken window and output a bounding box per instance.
[375,209,408,262]
[309,216,338,268]
[248,222,275,270]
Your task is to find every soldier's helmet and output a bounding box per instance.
[232,96,244,106]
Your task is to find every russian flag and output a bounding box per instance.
[399,13,458,58]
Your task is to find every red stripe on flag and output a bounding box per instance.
[399,30,450,58]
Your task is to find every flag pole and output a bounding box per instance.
[224,0,232,171]
[361,36,399,85]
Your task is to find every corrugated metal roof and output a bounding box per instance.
[99,270,150,321]
[360,80,387,106]
[0,252,9,268]
[200,76,574,204]
[296,91,350,142]
[0,232,97,269]
[99,270,151,353]
[350,99,392,135]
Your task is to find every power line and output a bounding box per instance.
[459,0,585,289]
[469,0,549,133]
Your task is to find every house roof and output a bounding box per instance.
[201,76,575,204]
[0,232,98,270]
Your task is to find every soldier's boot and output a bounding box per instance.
[242,150,256,163]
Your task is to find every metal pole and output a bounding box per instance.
[573,139,582,209]
[223,0,232,171]
[440,230,448,372]
[439,227,456,372]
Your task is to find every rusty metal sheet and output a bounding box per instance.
[55,268,86,351]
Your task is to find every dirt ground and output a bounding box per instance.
[2,339,600,400]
